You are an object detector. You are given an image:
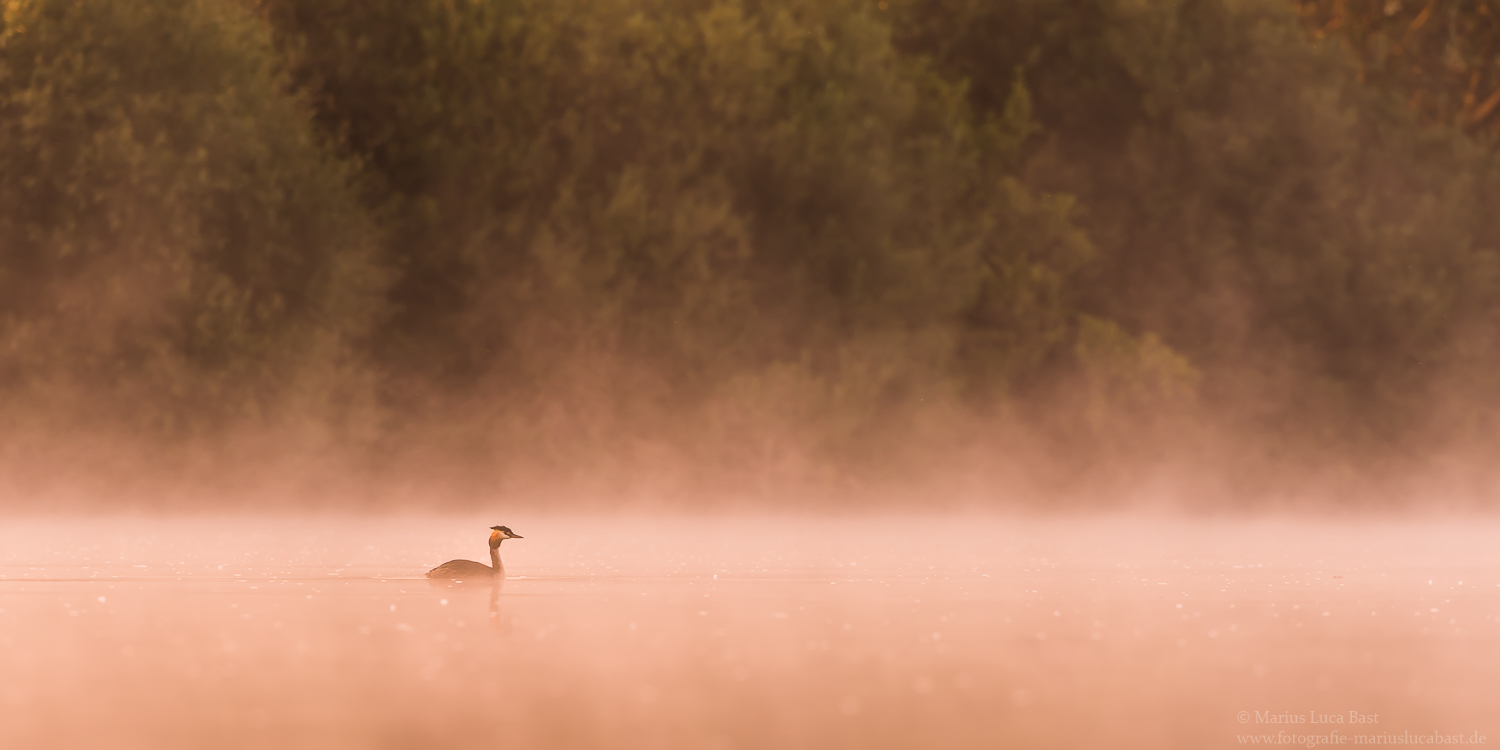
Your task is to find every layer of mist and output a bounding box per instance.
[2,515,1496,749]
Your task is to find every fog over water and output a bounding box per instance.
[1,515,1496,749]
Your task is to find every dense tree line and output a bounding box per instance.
[0,0,1495,504]
[0,0,386,489]
[895,0,1500,487]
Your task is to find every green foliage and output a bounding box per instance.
[1075,315,1200,433]
[261,0,1118,485]
[896,0,1500,456]
[0,0,384,439]
[9,0,1499,501]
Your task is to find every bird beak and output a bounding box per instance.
[510,532,524,539]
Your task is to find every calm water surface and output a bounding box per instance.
[0,516,1497,749]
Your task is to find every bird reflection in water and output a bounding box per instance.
[488,580,509,633]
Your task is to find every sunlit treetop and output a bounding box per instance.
[1294,0,1500,134]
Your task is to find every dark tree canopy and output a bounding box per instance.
[0,0,1496,505]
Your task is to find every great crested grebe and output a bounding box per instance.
[427,525,523,579]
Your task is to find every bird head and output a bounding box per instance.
[489,525,523,547]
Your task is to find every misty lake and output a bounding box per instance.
[0,515,1496,749]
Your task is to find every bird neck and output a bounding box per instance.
[489,544,503,575]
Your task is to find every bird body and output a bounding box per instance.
[427,525,523,579]
[426,558,496,578]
